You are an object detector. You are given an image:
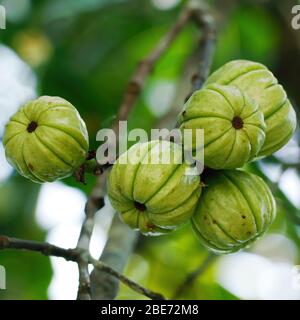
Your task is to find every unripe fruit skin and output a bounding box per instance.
[192,170,276,254]
[108,140,202,236]
[3,96,89,183]
[178,84,266,169]
[205,60,297,156]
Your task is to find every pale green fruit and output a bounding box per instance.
[192,170,276,254]
[3,96,89,183]
[178,84,266,169]
[205,60,297,156]
[108,140,202,236]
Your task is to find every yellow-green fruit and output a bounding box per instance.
[3,96,89,183]
[192,170,276,254]
[178,84,266,169]
[108,140,202,236]
[205,60,297,156]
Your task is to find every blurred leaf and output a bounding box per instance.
[213,5,280,69]
[0,174,52,299]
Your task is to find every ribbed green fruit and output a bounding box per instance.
[192,170,276,254]
[178,84,266,169]
[108,140,202,236]
[3,96,89,183]
[205,60,297,156]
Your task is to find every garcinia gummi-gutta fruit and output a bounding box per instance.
[205,60,297,156]
[178,84,266,169]
[192,170,276,254]
[108,140,202,236]
[3,96,89,183]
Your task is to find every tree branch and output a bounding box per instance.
[0,235,165,300]
[76,172,107,300]
[0,235,78,261]
[173,253,217,299]
[77,260,92,300]
[110,6,194,135]
[190,8,216,92]
[90,257,165,300]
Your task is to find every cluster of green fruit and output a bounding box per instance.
[3,60,297,254]
[108,60,296,253]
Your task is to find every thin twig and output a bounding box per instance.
[0,236,78,261]
[90,257,165,300]
[173,253,217,299]
[0,235,166,300]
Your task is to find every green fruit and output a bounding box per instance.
[205,60,297,156]
[178,84,266,169]
[108,140,202,236]
[3,96,89,183]
[192,170,276,254]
